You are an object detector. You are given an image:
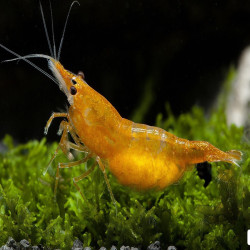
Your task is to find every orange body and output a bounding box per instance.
[53,61,242,191]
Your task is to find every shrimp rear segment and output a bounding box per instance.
[184,140,242,166]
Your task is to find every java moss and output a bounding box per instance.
[0,86,249,249]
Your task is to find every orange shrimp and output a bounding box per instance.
[0,2,242,204]
[43,60,242,192]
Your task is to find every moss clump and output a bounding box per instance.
[0,79,249,249]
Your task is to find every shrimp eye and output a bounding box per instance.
[71,79,77,85]
[70,86,77,95]
[77,71,85,79]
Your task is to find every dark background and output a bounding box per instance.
[1,0,250,142]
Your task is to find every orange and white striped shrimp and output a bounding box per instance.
[0,2,242,204]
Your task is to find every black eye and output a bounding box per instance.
[77,71,85,79]
[70,86,77,95]
[71,79,77,85]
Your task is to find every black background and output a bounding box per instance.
[1,0,250,142]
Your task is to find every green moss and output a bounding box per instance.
[0,72,249,249]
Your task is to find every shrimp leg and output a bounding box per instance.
[73,164,96,204]
[44,124,87,177]
[57,120,88,158]
[66,121,83,146]
[96,156,116,208]
[67,142,88,153]
[57,120,74,160]
[44,119,89,181]
[70,156,117,210]
[52,120,91,196]
[44,112,69,134]
[57,119,84,149]
[42,125,70,176]
[54,154,92,199]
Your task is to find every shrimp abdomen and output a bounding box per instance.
[107,122,187,190]
[108,147,185,190]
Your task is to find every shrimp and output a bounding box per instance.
[0,2,242,204]
[41,62,242,192]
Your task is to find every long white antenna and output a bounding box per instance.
[49,0,57,59]
[0,44,58,85]
[57,1,80,60]
[39,1,54,58]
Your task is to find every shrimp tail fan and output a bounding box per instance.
[226,150,242,160]
[225,150,242,167]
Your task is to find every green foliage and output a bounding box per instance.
[0,76,249,249]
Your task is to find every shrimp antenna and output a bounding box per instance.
[57,1,80,60]
[39,1,54,58]
[49,0,57,59]
[0,43,58,85]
